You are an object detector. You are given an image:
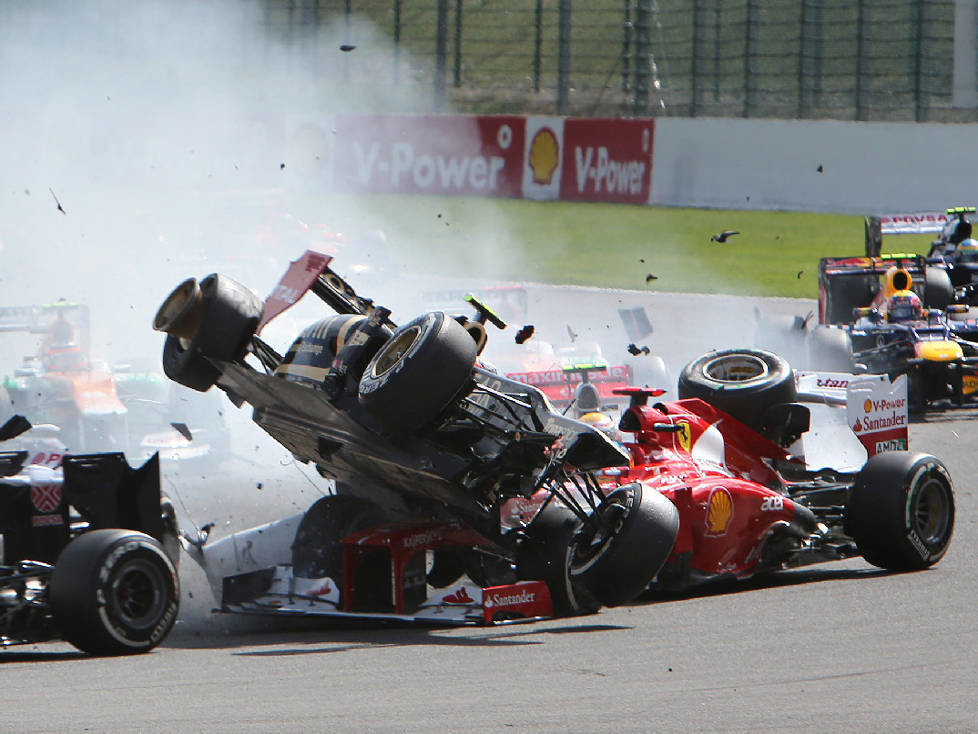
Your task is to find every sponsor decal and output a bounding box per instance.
[401,527,445,549]
[907,528,930,560]
[528,127,559,185]
[875,438,907,453]
[705,487,734,536]
[309,580,333,597]
[676,420,692,453]
[442,587,474,604]
[30,483,61,513]
[852,411,906,433]
[864,398,872,413]
[33,514,64,527]
[483,588,536,609]
[816,377,850,389]
[760,496,784,512]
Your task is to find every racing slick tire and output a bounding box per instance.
[807,325,853,372]
[678,348,796,433]
[49,529,179,655]
[160,274,263,392]
[923,267,954,310]
[574,483,680,607]
[358,311,478,432]
[517,504,597,616]
[845,452,955,571]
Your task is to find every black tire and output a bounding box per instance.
[807,325,853,372]
[924,267,953,310]
[845,452,955,571]
[291,495,387,579]
[49,529,179,655]
[358,312,478,432]
[678,348,796,432]
[573,483,679,606]
[162,274,263,392]
[517,505,597,616]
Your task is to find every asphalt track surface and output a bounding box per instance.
[4,286,977,733]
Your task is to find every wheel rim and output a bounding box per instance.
[702,353,769,384]
[912,477,952,546]
[371,326,421,378]
[109,558,170,629]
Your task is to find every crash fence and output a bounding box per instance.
[260,0,971,122]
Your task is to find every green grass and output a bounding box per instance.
[297,194,935,299]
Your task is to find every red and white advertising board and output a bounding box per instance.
[330,114,525,197]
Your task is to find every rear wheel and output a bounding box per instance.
[160,274,263,392]
[678,348,796,432]
[50,529,179,655]
[358,312,477,432]
[845,452,955,571]
[924,267,954,310]
[807,325,853,372]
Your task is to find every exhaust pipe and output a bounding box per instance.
[153,278,205,343]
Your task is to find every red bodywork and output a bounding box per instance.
[609,391,809,581]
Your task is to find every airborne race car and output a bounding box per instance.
[0,415,180,654]
[154,253,954,625]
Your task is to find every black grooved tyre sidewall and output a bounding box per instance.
[162,273,263,392]
[678,348,796,432]
[574,483,679,607]
[358,312,478,432]
[517,505,597,617]
[49,529,179,655]
[845,452,955,571]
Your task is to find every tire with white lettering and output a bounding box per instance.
[358,312,478,432]
[162,274,263,392]
[807,325,853,372]
[517,505,597,616]
[574,483,680,606]
[845,452,955,571]
[678,348,796,432]
[49,529,179,655]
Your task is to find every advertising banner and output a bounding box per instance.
[558,118,655,204]
[330,114,525,197]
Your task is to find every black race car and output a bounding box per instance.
[153,251,681,619]
[0,414,179,654]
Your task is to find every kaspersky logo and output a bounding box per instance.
[528,127,559,184]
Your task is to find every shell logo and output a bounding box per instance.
[864,398,872,413]
[705,487,733,536]
[528,127,559,185]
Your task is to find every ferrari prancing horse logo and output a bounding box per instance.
[676,420,692,452]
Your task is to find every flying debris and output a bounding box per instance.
[279,163,286,170]
[171,422,193,442]
[566,324,578,343]
[797,270,804,279]
[645,273,659,284]
[340,44,357,52]
[627,343,651,356]
[817,164,824,173]
[710,230,739,243]
[48,187,66,215]
[515,324,535,345]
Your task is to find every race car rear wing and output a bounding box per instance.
[865,207,975,256]
[795,371,908,463]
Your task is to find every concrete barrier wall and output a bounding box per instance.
[651,118,978,214]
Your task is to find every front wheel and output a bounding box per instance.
[845,452,955,571]
[49,530,179,655]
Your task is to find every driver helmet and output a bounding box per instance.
[579,410,620,443]
[574,382,601,414]
[887,290,922,323]
[957,238,978,263]
[883,266,914,299]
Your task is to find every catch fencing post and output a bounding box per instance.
[557,0,571,114]
[435,0,449,110]
[633,0,652,115]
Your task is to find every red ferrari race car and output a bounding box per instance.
[154,251,680,624]
[604,349,954,591]
[0,413,180,654]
